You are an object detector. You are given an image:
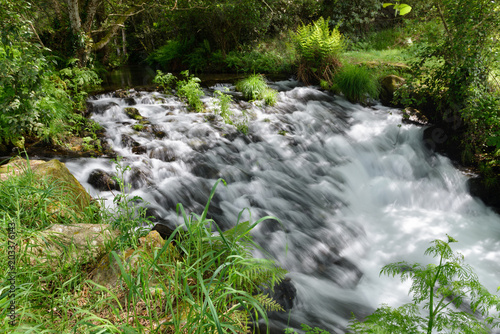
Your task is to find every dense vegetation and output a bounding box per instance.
[0,160,286,332]
[2,0,500,332]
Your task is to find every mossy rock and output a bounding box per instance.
[32,159,93,212]
[90,230,179,288]
[380,74,405,106]
[124,107,143,120]
[25,224,118,268]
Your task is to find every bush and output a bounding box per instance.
[235,74,278,106]
[333,64,379,103]
[176,70,204,112]
[152,70,176,92]
[294,17,345,85]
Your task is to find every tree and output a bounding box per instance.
[395,0,500,166]
[64,0,149,65]
[349,236,500,333]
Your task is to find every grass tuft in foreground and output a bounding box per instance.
[1,157,287,333]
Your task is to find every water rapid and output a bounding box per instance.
[66,80,500,333]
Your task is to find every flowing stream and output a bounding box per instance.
[66,80,500,333]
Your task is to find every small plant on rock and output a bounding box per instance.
[176,70,205,112]
[153,70,176,92]
[236,74,278,106]
[332,64,379,104]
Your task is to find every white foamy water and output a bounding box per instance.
[66,81,500,333]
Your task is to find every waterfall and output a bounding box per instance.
[66,80,500,333]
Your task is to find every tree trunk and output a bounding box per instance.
[66,0,81,34]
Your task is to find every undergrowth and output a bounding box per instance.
[0,157,287,333]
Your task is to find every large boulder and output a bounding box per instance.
[380,74,405,106]
[87,169,120,191]
[32,159,93,212]
[26,224,118,267]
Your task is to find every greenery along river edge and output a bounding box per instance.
[2,0,500,331]
[0,157,288,333]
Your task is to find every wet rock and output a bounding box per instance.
[132,145,147,155]
[149,146,176,162]
[124,107,143,120]
[121,134,138,148]
[152,125,167,139]
[380,74,405,106]
[402,107,429,126]
[129,166,152,188]
[124,97,136,105]
[269,278,296,311]
[113,89,137,99]
[191,162,221,179]
[151,223,176,240]
[87,169,120,191]
[86,100,119,115]
[467,174,500,212]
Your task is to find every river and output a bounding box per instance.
[66,78,500,333]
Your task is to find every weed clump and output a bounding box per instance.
[236,74,278,106]
[332,64,379,103]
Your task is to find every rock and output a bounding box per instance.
[87,169,120,191]
[152,125,167,139]
[86,100,119,115]
[31,159,92,212]
[0,157,46,181]
[121,134,138,148]
[27,223,118,267]
[132,145,147,155]
[129,166,152,188]
[124,97,136,105]
[124,107,143,120]
[269,278,296,311]
[380,74,405,106]
[151,223,176,240]
[149,146,176,162]
[402,107,429,125]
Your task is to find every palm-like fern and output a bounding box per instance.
[294,17,345,85]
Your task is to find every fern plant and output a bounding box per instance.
[349,235,500,334]
[294,17,345,85]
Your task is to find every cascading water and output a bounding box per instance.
[66,80,500,333]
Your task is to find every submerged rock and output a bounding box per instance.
[87,169,120,191]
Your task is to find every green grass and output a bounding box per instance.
[332,64,380,103]
[236,74,278,106]
[0,157,286,333]
[343,49,411,66]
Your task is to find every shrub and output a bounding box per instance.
[294,17,345,85]
[152,70,176,92]
[333,64,379,103]
[236,74,278,106]
[213,88,234,124]
[176,70,204,112]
